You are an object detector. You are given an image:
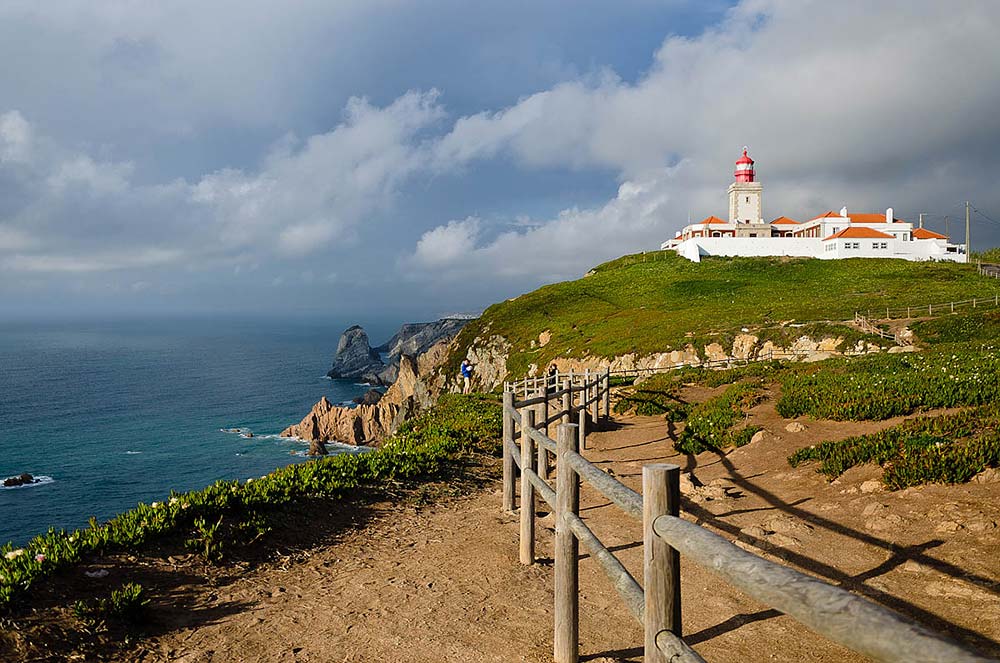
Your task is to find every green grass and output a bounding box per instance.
[0,394,501,609]
[788,405,1000,489]
[445,253,1000,378]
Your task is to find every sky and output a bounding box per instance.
[2,0,1000,324]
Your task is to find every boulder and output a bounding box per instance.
[3,473,35,487]
[352,389,384,406]
[785,422,807,433]
[308,439,329,456]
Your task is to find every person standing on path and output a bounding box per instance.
[460,359,474,394]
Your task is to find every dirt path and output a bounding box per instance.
[126,401,1000,662]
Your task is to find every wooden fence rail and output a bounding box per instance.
[501,377,992,663]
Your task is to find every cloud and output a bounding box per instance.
[0,111,32,163]
[190,90,445,255]
[2,248,181,273]
[1,0,1000,316]
[411,217,481,268]
[405,170,675,283]
[406,0,1000,294]
[0,91,446,275]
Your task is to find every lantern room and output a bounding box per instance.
[734,147,755,182]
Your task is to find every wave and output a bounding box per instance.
[124,451,143,455]
[1,475,55,490]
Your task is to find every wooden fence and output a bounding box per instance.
[501,376,991,662]
[978,262,1000,279]
[854,313,912,347]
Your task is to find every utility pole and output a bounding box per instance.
[965,200,971,256]
[918,213,924,229]
[945,215,949,238]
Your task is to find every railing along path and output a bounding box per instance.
[501,371,992,662]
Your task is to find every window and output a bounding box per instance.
[880,242,888,249]
[746,196,750,203]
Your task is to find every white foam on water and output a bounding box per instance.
[124,451,143,455]
[1,475,55,490]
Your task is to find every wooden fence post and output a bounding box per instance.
[562,379,572,425]
[502,391,516,513]
[520,407,536,565]
[555,423,580,663]
[603,368,611,420]
[644,464,682,663]
[537,390,550,481]
[578,406,587,450]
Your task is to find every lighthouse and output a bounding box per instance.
[728,147,764,227]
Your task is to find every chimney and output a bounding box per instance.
[840,206,848,218]
[886,207,893,223]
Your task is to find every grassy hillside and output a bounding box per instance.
[451,252,1000,377]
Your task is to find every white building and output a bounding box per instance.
[662,149,967,264]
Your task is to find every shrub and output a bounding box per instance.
[613,372,690,419]
[675,383,764,454]
[73,582,150,628]
[788,405,1000,489]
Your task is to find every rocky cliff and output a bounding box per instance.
[327,325,384,383]
[327,318,472,386]
[284,342,448,446]
[376,318,471,360]
[438,325,908,393]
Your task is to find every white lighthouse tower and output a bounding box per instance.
[728,147,764,230]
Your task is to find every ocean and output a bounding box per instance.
[0,316,381,547]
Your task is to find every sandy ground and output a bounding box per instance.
[116,394,1000,663]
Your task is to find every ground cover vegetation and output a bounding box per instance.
[445,253,1000,379]
[0,394,502,610]
[789,405,1000,490]
[675,383,765,454]
[609,304,999,485]
[776,348,1000,421]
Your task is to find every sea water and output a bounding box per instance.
[0,316,381,546]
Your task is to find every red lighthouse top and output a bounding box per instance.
[734,147,755,182]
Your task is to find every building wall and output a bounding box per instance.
[673,237,967,264]
[727,182,763,224]
[676,237,822,262]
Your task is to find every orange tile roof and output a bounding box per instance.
[816,211,844,218]
[912,227,948,240]
[700,216,727,225]
[823,226,895,241]
[770,216,799,225]
[850,213,905,224]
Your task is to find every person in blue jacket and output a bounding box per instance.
[460,359,474,394]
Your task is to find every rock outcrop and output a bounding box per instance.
[327,326,384,382]
[284,352,443,446]
[376,318,471,360]
[3,473,36,487]
[456,329,892,393]
[327,318,472,386]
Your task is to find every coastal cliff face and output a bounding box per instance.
[376,319,471,359]
[284,342,449,446]
[327,318,472,386]
[327,326,384,382]
[445,328,903,393]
